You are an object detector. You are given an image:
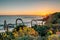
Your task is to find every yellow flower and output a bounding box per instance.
[13,32,19,37]
[49,30,53,34]
[19,29,23,32]
[13,27,38,37]
[3,33,7,37]
[48,34,59,40]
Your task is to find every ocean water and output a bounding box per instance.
[0,15,42,30]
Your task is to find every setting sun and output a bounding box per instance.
[0,0,60,40]
[0,0,60,16]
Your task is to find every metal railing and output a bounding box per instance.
[31,19,45,27]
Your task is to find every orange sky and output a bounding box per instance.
[0,0,60,16]
[0,10,59,16]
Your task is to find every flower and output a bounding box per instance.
[48,34,59,40]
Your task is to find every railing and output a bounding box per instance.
[16,18,24,26]
[31,19,45,27]
[0,18,25,32]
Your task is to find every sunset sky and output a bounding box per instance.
[0,0,60,16]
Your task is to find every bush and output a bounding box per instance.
[13,27,38,38]
[32,25,50,36]
[48,34,60,40]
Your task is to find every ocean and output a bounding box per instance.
[0,15,42,30]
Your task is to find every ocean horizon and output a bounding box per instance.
[0,15,42,30]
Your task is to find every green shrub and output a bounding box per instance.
[32,25,49,36]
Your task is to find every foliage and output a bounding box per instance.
[13,27,38,38]
[50,12,60,24]
[48,34,60,40]
[0,12,60,40]
[32,25,50,36]
[0,26,38,40]
[0,31,15,40]
[57,19,60,23]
